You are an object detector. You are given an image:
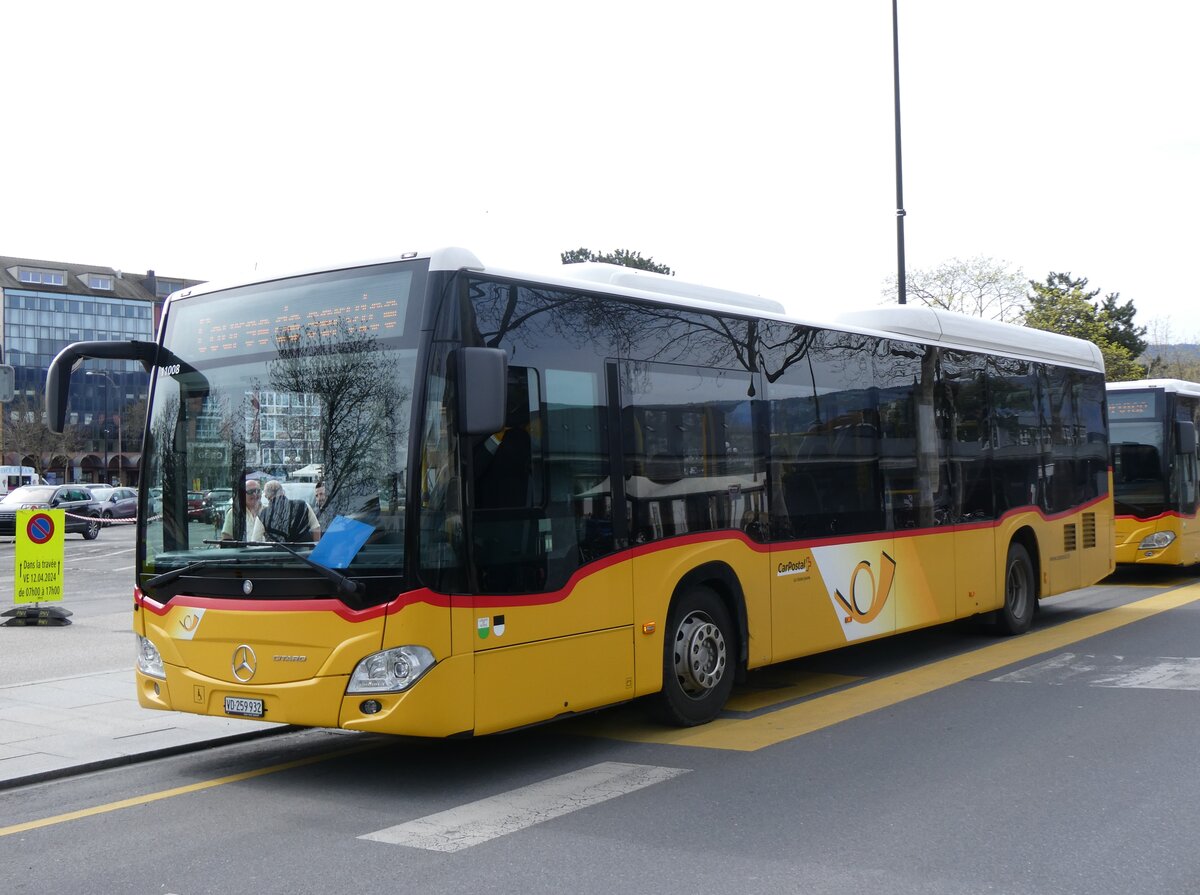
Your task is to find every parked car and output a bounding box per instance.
[187,491,206,520]
[148,487,163,516]
[0,484,102,539]
[89,485,138,526]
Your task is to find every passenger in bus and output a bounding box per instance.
[220,481,265,542]
[312,479,332,528]
[474,375,532,509]
[260,479,321,543]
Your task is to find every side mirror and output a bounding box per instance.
[457,348,508,436]
[1177,420,1197,456]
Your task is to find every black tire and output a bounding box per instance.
[996,542,1035,635]
[655,585,735,726]
[101,511,113,528]
[82,516,101,540]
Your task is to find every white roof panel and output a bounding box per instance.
[1106,378,1200,398]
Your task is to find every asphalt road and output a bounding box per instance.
[3,536,1200,894]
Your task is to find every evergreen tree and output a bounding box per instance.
[1026,272,1146,381]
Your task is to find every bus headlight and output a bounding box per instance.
[347,646,435,693]
[1139,531,1176,550]
[136,635,165,679]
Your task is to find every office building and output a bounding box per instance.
[0,255,204,485]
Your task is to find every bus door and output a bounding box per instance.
[1172,411,1200,563]
[467,362,633,734]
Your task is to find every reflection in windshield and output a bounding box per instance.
[141,264,420,583]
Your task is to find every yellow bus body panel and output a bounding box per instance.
[473,627,634,735]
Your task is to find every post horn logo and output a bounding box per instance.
[834,552,897,625]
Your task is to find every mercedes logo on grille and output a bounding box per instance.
[232,644,257,682]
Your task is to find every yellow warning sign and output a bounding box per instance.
[14,508,65,604]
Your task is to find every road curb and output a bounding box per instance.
[0,724,299,792]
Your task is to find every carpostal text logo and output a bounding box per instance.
[776,558,813,577]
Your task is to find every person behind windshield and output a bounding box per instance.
[220,480,265,541]
[313,479,332,528]
[260,479,321,543]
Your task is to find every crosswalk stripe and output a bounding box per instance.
[993,653,1200,690]
[359,762,689,852]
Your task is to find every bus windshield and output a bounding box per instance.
[139,261,426,595]
[1109,389,1167,516]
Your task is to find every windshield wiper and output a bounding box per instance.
[143,557,253,589]
[203,539,365,600]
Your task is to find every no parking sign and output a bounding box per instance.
[14,509,65,604]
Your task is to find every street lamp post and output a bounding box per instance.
[892,0,907,306]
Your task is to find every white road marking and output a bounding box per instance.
[993,652,1200,690]
[359,761,689,852]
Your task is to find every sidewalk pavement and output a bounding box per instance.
[0,667,287,790]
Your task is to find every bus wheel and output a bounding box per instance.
[996,542,1035,635]
[656,586,734,726]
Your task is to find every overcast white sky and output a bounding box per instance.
[6,1,1198,341]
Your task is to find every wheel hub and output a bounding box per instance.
[673,611,727,697]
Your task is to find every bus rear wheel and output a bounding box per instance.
[996,542,1035,635]
[655,586,734,727]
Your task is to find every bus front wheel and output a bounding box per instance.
[996,542,1035,635]
[655,586,734,726]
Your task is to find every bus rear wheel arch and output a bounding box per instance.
[655,584,736,726]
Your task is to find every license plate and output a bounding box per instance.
[224,696,264,717]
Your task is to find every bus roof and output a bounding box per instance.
[831,306,1106,373]
[1106,378,1200,399]
[168,247,1106,373]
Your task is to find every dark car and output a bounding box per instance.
[89,486,139,526]
[0,485,102,539]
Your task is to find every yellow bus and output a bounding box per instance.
[46,249,1114,735]
[1107,379,1200,566]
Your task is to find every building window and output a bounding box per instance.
[155,278,185,297]
[85,274,114,290]
[17,268,65,286]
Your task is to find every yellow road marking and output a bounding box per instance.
[0,742,377,839]
[671,583,1200,752]
[724,672,861,712]
[561,672,859,745]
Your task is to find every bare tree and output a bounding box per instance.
[882,256,1028,323]
[4,390,83,479]
[266,318,408,515]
